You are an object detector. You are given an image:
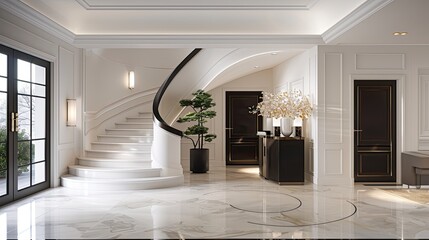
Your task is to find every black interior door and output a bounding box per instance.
[0,44,50,207]
[226,91,262,165]
[354,80,396,182]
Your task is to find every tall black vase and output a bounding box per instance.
[190,148,209,173]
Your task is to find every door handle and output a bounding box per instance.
[11,112,15,132]
[225,128,233,130]
[11,112,18,132]
[354,129,363,132]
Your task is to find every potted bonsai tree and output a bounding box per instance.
[177,89,216,173]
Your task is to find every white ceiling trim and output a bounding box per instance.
[0,0,75,44]
[322,0,394,43]
[73,34,325,48]
[75,0,319,10]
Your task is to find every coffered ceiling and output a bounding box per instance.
[19,0,366,37]
[0,0,394,47]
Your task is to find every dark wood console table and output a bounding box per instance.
[259,136,304,184]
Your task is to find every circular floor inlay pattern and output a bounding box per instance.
[248,200,357,227]
[203,190,302,213]
[202,190,358,228]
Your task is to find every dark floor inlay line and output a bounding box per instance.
[203,190,303,214]
[248,200,358,228]
[229,193,302,214]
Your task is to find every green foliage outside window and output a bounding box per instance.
[0,126,32,178]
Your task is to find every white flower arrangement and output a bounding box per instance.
[254,90,313,119]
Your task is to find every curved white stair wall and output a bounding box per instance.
[151,124,184,178]
[62,112,183,190]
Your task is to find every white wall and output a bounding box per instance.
[174,69,273,171]
[83,49,177,146]
[272,48,318,183]
[317,45,429,185]
[0,8,82,187]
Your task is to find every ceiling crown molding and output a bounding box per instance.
[75,0,319,10]
[322,0,394,44]
[73,34,325,48]
[0,0,75,44]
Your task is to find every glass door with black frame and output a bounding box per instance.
[0,45,50,207]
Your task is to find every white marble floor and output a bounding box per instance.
[1,166,429,239]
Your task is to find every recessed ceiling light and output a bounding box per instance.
[393,32,408,36]
[254,66,260,69]
[271,52,278,55]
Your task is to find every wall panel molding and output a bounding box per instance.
[324,53,343,144]
[324,149,343,175]
[58,46,75,145]
[290,77,304,92]
[419,75,429,138]
[355,53,405,70]
[419,139,429,150]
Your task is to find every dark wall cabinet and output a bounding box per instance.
[259,137,304,184]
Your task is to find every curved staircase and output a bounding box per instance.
[61,112,183,190]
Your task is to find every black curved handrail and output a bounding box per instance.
[152,48,202,137]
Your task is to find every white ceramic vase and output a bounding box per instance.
[280,118,293,136]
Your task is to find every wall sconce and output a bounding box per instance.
[67,99,76,127]
[128,71,135,90]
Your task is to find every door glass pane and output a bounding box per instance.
[17,59,30,82]
[32,84,45,97]
[31,64,46,85]
[0,53,6,77]
[32,140,44,163]
[0,93,6,138]
[17,165,30,190]
[0,171,6,196]
[0,77,6,92]
[32,97,45,139]
[17,141,30,167]
[17,95,31,138]
[0,89,6,197]
[0,142,6,197]
[17,81,30,95]
[31,162,45,185]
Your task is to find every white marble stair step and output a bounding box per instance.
[126,117,152,123]
[86,149,151,159]
[78,157,152,168]
[61,175,184,190]
[91,142,152,151]
[115,122,153,129]
[68,165,161,179]
[97,135,153,143]
[105,128,153,136]
[138,112,152,118]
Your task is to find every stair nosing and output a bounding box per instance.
[91,142,152,145]
[116,122,152,125]
[61,174,177,183]
[78,156,151,162]
[98,135,153,138]
[106,128,153,131]
[69,165,160,172]
[86,149,151,153]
